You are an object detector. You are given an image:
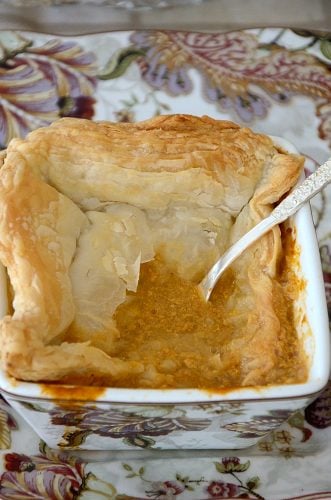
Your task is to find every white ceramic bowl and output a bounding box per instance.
[0,136,329,451]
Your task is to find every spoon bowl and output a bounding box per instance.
[199,157,331,301]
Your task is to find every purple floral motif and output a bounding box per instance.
[305,380,331,428]
[130,32,192,96]
[146,480,185,498]
[0,32,97,147]
[320,244,331,310]
[206,480,241,498]
[215,457,251,474]
[20,38,96,97]
[210,458,261,498]
[121,459,262,499]
[204,84,270,121]
[0,62,57,147]
[318,101,331,147]
[50,406,211,448]
[0,471,79,499]
[57,95,95,119]
[0,442,86,499]
[0,441,117,499]
[129,30,331,145]
[222,410,293,438]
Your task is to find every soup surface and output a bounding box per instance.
[97,227,308,389]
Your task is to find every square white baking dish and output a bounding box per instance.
[0,136,329,451]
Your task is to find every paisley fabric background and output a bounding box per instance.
[0,27,330,499]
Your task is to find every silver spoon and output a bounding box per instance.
[199,157,331,301]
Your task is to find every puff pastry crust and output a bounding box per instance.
[0,115,304,386]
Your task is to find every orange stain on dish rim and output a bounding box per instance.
[40,383,106,403]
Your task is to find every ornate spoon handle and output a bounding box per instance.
[272,158,331,223]
[199,158,331,301]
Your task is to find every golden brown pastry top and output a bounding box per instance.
[0,115,304,386]
[8,114,281,213]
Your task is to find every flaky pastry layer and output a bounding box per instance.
[0,115,304,386]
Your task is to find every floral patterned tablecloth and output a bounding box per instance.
[0,27,330,499]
